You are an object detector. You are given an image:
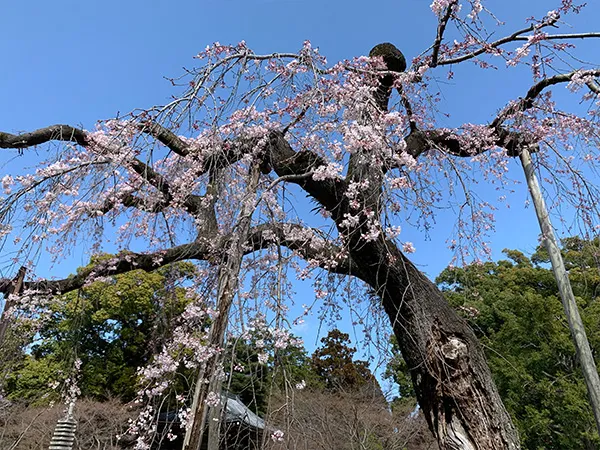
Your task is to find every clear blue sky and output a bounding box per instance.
[1,1,599,364]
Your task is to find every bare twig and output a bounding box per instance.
[512,32,600,41]
[438,19,559,66]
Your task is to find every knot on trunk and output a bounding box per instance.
[441,337,467,361]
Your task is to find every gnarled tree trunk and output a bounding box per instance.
[351,239,519,449]
[265,123,520,449]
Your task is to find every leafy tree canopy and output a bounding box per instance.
[5,257,197,403]
[388,238,600,449]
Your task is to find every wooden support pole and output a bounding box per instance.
[182,163,260,450]
[520,147,600,437]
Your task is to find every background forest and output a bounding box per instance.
[2,237,599,449]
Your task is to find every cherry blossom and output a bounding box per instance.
[0,3,599,448]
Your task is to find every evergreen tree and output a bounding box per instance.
[224,337,272,416]
[5,257,196,403]
[311,329,381,398]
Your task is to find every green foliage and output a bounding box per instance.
[225,337,272,416]
[223,328,383,418]
[384,336,416,402]
[6,257,197,403]
[4,356,64,405]
[432,239,600,449]
[273,340,323,390]
[225,335,320,416]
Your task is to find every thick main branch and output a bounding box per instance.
[0,223,349,295]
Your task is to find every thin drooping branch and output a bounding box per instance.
[183,161,261,450]
[431,2,456,68]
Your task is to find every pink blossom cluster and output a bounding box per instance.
[430,0,460,18]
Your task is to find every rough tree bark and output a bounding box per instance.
[349,238,519,448]
[0,266,26,350]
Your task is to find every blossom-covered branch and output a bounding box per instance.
[245,222,353,276]
[0,222,348,294]
[0,124,215,218]
[402,70,600,159]
[491,69,600,129]
[403,126,533,158]
[0,123,347,222]
[436,16,561,66]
